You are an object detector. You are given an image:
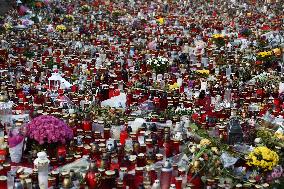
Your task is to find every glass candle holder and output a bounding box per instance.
[175,177,183,189]
[137,153,146,167]
[155,154,163,163]
[83,145,91,156]
[93,131,102,139]
[84,134,93,144]
[105,170,116,188]
[0,176,7,188]
[76,144,84,154]
[172,140,180,155]
[134,167,144,188]
[48,177,56,189]
[119,167,127,181]
[120,130,128,145]
[7,170,15,189]
[3,163,11,176]
[160,161,173,189]
[104,128,111,139]
[129,156,137,171]
[82,120,92,131]
[0,149,7,164]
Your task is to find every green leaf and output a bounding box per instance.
[190,123,198,131]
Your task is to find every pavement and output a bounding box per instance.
[0,0,13,16]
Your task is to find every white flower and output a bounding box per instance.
[190,146,196,153]
[254,138,262,144]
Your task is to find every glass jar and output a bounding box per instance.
[83,145,91,155]
[155,154,163,163]
[172,140,180,155]
[119,167,127,181]
[25,178,32,189]
[93,131,102,139]
[175,177,183,189]
[134,167,144,188]
[105,170,116,188]
[104,128,111,139]
[3,163,11,176]
[51,170,59,186]
[111,125,121,140]
[129,156,137,171]
[76,144,84,154]
[0,176,7,188]
[206,178,215,188]
[0,149,7,163]
[14,179,23,189]
[243,183,252,189]
[160,161,173,189]
[48,177,56,188]
[116,181,125,189]
[145,139,153,156]
[137,153,146,167]
[96,121,105,134]
[84,131,93,144]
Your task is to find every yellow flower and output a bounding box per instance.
[275,131,284,140]
[212,34,224,39]
[196,70,210,75]
[257,50,273,58]
[273,48,281,56]
[169,83,179,90]
[3,23,12,30]
[211,147,219,154]
[246,146,279,170]
[200,138,211,146]
[65,14,74,21]
[82,4,90,11]
[157,17,165,25]
[56,25,67,32]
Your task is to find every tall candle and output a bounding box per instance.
[160,161,173,189]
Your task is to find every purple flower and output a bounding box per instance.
[26,115,73,144]
[8,133,24,148]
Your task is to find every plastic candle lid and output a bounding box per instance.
[34,151,50,165]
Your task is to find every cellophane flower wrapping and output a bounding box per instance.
[146,56,169,74]
[8,128,24,148]
[9,140,24,163]
[26,115,73,145]
[8,127,25,163]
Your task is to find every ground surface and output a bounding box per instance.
[0,0,13,15]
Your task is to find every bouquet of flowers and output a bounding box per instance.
[246,146,279,171]
[200,138,211,146]
[8,127,25,163]
[169,83,179,91]
[26,115,73,145]
[275,129,284,141]
[112,10,121,19]
[56,24,67,32]
[3,23,13,30]
[157,17,165,25]
[146,56,169,74]
[65,15,74,22]
[256,50,276,62]
[81,5,90,12]
[240,28,252,37]
[195,69,210,77]
[211,34,225,47]
[273,48,282,57]
[256,128,284,148]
